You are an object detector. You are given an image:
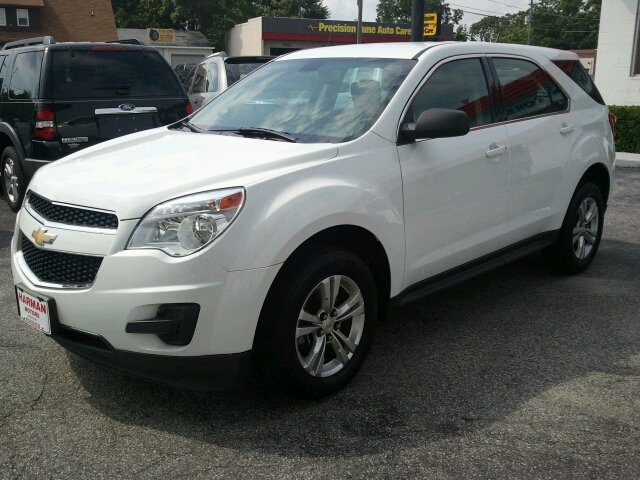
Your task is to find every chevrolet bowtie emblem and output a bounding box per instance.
[31,229,57,247]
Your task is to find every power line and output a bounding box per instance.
[485,0,524,9]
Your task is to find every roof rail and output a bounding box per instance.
[106,38,145,45]
[1,36,55,50]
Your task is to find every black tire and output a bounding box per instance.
[543,181,604,274]
[254,244,378,399]
[1,146,26,213]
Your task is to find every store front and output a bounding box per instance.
[227,17,453,57]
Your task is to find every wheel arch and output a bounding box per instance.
[0,123,26,161]
[578,162,611,205]
[262,224,393,327]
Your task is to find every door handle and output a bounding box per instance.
[560,123,575,135]
[485,144,507,159]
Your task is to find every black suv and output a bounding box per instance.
[0,36,192,212]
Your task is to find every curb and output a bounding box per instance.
[616,152,640,168]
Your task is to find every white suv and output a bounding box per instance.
[11,42,615,398]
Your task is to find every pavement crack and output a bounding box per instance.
[31,373,48,410]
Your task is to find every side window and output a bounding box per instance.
[492,58,553,120]
[183,66,196,92]
[9,51,43,99]
[409,58,492,128]
[553,59,604,105]
[206,63,218,92]
[191,64,207,94]
[547,76,568,112]
[0,56,8,91]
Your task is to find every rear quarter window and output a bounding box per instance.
[552,60,604,105]
[9,51,43,99]
[51,50,183,99]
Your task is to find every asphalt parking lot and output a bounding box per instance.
[1,168,639,479]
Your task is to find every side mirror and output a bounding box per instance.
[401,108,470,141]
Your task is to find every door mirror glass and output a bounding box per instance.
[402,108,470,141]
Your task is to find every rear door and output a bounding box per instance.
[51,47,189,157]
[489,56,573,242]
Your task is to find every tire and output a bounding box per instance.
[254,244,379,399]
[1,147,26,213]
[543,181,604,274]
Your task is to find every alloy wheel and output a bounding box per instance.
[295,275,365,378]
[3,157,19,204]
[573,197,599,260]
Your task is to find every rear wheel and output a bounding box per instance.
[543,181,604,274]
[2,147,25,213]
[255,245,378,398]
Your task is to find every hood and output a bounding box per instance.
[29,128,338,219]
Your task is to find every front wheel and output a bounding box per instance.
[543,181,605,274]
[2,147,26,213]
[254,245,378,398]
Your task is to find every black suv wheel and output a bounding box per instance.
[1,147,25,212]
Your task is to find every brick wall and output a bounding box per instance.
[41,0,117,42]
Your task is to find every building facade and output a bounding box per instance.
[117,28,214,68]
[227,17,454,57]
[0,0,117,45]
[595,0,640,105]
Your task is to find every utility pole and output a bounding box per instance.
[357,0,363,44]
[527,0,533,45]
[410,0,425,42]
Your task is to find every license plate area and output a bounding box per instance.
[16,286,51,334]
[98,114,155,138]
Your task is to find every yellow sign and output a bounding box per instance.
[424,13,438,25]
[147,28,175,44]
[424,12,438,37]
[424,25,437,36]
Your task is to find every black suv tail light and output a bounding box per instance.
[35,108,57,140]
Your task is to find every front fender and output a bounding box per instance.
[206,133,406,296]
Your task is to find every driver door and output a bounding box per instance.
[398,56,512,288]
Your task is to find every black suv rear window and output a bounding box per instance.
[52,50,183,99]
[552,60,604,105]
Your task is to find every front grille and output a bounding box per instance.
[21,233,103,286]
[28,192,118,229]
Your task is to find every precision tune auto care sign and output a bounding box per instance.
[424,13,440,37]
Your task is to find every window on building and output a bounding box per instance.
[0,8,6,27]
[16,9,29,27]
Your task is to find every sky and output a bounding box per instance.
[323,0,532,27]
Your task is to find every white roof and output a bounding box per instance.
[276,41,577,62]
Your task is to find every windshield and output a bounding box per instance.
[190,58,415,143]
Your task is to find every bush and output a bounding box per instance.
[608,105,640,154]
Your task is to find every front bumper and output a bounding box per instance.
[11,208,280,388]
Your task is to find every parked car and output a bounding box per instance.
[0,36,192,212]
[12,42,615,398]
[174,63,196,83]
[182,52,273,111]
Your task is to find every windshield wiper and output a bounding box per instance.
[178,119,202,133]
[210,127,298,143]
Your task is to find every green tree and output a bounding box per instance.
[454,24,468,41]
[258,0,330,18]
[468,0,601,50]
[376,0,463,26]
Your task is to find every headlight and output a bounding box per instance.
[127,188,244,257]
